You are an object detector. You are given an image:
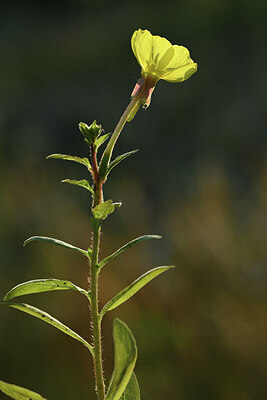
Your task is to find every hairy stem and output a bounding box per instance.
[89,91,142,399]
[90,225,105,400]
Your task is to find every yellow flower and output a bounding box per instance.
[130,29,197,109]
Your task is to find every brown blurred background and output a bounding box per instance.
[0,0,266,399]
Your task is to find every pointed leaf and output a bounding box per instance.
[23,236,88,258]
[4,279,88,301]
[1,302,93,353]
[92,200,121,221]
[107,150,138,176]
[62,179,93,193]
[106,319,137,400]
[99,235,161,269]
[120,373,140,400]
[100,266,174,317]
[0,379,47,400]
[47,153,92,171]
[94,133,111,150]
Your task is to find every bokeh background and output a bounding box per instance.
[0,1,266,399]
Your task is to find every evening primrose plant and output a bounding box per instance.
[1,29,197,400]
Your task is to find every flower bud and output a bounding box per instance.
[79,121,102,145]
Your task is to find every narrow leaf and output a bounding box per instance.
[120,373,140,400]
[62,179,93,193]
[0,379,46,400]
[100,266,174,317]
[107,150,138,176]
[47,153,92,171]
[94,133,111,150]
[99,235,162,269]
[23,236,88,258]
[4,279,88,301]
[1,302,93,353]
[106,319,137,400]
[92,200,120,221]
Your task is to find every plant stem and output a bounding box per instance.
[90,225,105,400]
[99,94,141,180]
[89,91,142,399]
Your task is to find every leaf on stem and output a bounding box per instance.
[119,373,141,400]
[1,302,93,353]
[62,179,93,193]
[106,319,137,400]
[3,279,88,301]
[0,379,47,400]
[107,150,138,176]
[98,235,161,269]
[23,236,89,258]
[100,266,174,317]
[94,133,111,150]
[92,200,121,222]
[47,154,92,171]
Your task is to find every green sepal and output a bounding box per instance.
[79,121,102,145]
[120,373,141,400]
[100,266,174,318]
[92,200,122,224]
[106,319,137,400]
[107,150,139,177]
[62,179,93,193]
[98,234,161,269]
[1,302,93,353]
[3,279,88,301]
[0,379,47,400]
[23,236,88,258]
[46,153,92,171]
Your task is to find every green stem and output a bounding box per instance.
[99,95,141,180]
[89,91,142,399]
[90,225,105,400]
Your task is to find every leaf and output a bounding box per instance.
[47,153,92,171]
[120,373,140,400]
[94,133,111,150]
[98,235,162,269]
[106,319,137,400]
[92,200,121,221]
[100,266,174,317]
[0,379,47,400]
[3,279,88,301]
[107,150,138,176]
[1,302,93,353]
[23,236,89,258]
[62,179,93,193]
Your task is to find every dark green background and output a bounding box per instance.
[1,1,266,399]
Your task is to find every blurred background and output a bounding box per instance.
[0,0,266,399]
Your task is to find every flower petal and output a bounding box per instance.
[131,29,153,72]
[160,45,197,82]
[131,29,197,83]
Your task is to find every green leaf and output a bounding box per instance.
[92,200,121,221]
[120,373,141,400]
[98,235,161,269]
[100,266,174,317]
[1,302,93,353]
[106,319,137,400]
[107,150,138,176]
[94,133,111,150]
[23,236,88,258]
[0,379,47,400]
[3,279,88,301]
[47,153,92,171]
[62,179,93,193]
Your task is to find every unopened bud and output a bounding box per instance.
[79,121,102,144]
